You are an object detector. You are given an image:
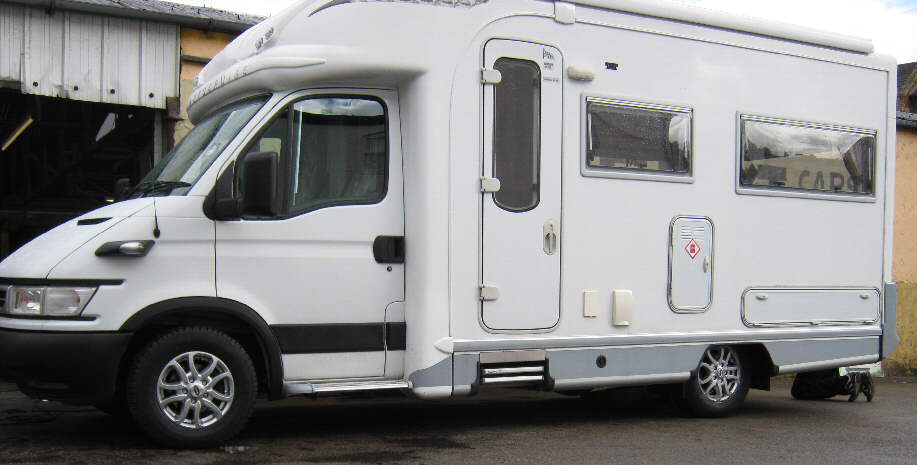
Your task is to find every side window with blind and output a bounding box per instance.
[584,98,692,179]
[493,57,541,212]
[290,97,388,213]
[739,116,876,197]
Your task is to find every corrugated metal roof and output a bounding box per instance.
[3,0,263,33]
[2,3,180,108]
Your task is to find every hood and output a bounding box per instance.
[0,199,154,279]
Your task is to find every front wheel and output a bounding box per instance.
[126,327,257,448]
[680,345,749,417]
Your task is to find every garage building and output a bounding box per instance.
[0,0,259,259]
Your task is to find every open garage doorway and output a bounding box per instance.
[0,90,164,260]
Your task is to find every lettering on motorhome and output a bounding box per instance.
[797,170,864,192]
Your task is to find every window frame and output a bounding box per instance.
[581,95,695,184]
[232,92,391,220]
[735,113,878,203]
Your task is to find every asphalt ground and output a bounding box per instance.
[0,377,913,465]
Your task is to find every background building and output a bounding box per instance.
[0,0,259,260]
[888,62,916,376]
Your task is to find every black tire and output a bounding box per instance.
[680,345,750,418]
[126,327,257,448]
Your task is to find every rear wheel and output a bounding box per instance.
[680,345,749,417]
[126,327,257,448]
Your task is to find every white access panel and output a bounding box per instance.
[669,217,713,311]
[742,288,880,326]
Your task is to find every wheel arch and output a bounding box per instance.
[691,343,776,391]
[119,297,285,400]
[735,343,776,391]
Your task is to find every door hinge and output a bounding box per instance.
[480,285,500,301]
[480,177,501,193]
[481,68,502,84]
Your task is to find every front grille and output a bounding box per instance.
[0,286,7,309]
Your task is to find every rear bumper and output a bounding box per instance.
[0,328,131,405]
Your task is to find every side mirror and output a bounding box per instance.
[239,151,280,218]
[113,177,131,201]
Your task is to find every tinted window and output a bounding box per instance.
[586,99,691,174]
[740,116,875,195]
[493,57,541,212]
[290,97,387,212]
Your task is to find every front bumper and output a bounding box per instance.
[0,328,131,405]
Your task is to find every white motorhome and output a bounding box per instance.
[0,0,900,447]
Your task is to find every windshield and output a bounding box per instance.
[129,97,267,198]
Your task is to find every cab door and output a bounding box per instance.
[481,39,563,331]
[215,90,404,381]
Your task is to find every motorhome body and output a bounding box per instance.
[0,0,899,447]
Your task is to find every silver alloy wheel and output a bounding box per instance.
[157,351,234,429]
[697,346,741,403]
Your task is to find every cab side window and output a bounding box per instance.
[237,95,388,216]
[290,97,388,214]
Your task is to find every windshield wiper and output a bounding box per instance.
[131,180,193,198]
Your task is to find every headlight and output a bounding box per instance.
[3,286,97,317]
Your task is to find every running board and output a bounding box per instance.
[284,380,411,396]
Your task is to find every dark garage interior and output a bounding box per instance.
[0,89,158,260]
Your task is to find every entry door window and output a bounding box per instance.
[493,58,541,212]
[290,97,388,214]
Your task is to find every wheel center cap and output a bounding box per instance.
[190,384,204,398]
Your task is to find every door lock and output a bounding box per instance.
[543,219,559,255]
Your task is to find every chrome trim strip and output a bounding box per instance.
[283,380,410,396]
[453,328,881,352]
[553,372,690,390]
[776,355,879,375]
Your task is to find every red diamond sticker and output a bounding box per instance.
[685,239,701,259]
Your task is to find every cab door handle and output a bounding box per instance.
[373,236,405,263]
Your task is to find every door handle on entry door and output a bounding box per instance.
[543,219,558,255]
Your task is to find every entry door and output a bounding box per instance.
[482,39,562,330]
[215,90,404,380]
